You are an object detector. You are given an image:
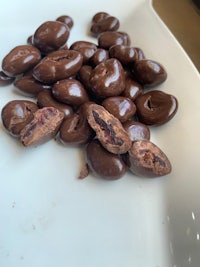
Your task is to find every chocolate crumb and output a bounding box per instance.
[78,163,89,179]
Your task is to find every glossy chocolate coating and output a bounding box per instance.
[123,120,150,141]
[33,50,83,84]
[92,12,110,23]
[0,71,14,86]
[56,15,74,29]
[91,13,120,36]
[87,103,132,154]
[98,31,127,50]
[122,77,144,101]
[135,90,178,126]
[102,96,136,123]
[52,78,89,106]
[109,45,138,65]
[132,59,167,87]
[20,107,64,147]
[90,48,109,67]
[126,140,171,177]
[117,31,131,46]
[33,21,70,54]
[59,44,69,50]
[77,65,93,91]
[86,139,126,180]
[2,45,41,77]
[70,41,97,64]
[59,103,94,145]
[90,58,125,98]
[37,90,73,118]
[27,35,33,45]
[14,75,51,97]
[1,100,38,137]
[134,47,146,60]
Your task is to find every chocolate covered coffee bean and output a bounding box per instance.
[117,31,131,46]
[86,139,126,180]
[0,71,14,86]
[98,31,127,50]
[122,77,144,101]
[37,90,73,118]
[135,47,146,60]
[102,96,136,123]
[90,58,125,98]
[123,120,150,141]
[59,103,94,145]
[109,45,138,65]
[70,41,97,64]
[126,140,171,177]
[135,90,178,126]
[33,50,83,84]
[92,12,109,23]
[87,104,131,154]
[90,48,109,67]
[33,21,70,54]
[52,78,89,106]
[1,100,38,137]
[20,107,64,147]
[90,12,120,36]
[132,59,167,87]
[2,45,41,77]
[77,65,93,91]
[56,15,74,29]
[14,74,51,97]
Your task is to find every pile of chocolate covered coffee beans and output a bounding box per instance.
[0,12,178,179]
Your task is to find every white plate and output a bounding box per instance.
[0,1,200,266]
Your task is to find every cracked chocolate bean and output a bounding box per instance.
[1,100,38,137]
[20,107,64,147]
[87,103,131,154]
[126,140,172,177]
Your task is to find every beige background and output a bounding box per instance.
[153,0,200,72]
